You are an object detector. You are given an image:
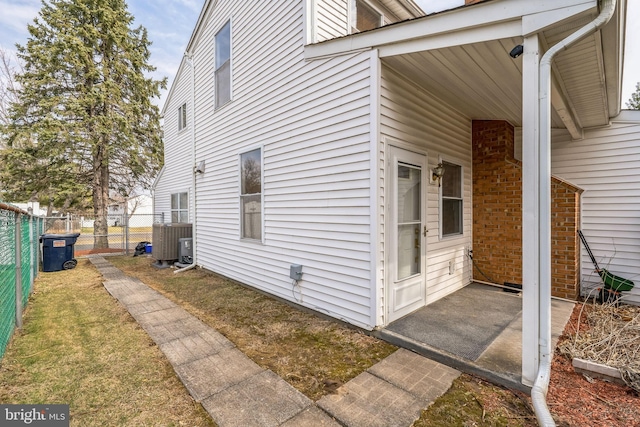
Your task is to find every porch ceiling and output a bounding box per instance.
[380,6,621,132]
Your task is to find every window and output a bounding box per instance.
[178,103,187,131]
[171,192,189,223]
[215,20,231,108]
[240,148,262,240]
[441,161,463,237]
[352,0,382,32]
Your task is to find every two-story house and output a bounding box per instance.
[153,0,639,387]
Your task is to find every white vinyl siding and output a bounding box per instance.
[315,0,349,42]
[380,64,473,322]
[190,0,375,329]
[551,116,640,305]
[153,61,192,224]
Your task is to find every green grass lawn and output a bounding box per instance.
[0,260,215,427]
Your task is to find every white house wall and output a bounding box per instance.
[315,0,349,42]
[551,117,640,305]
[190,0,376,329]
[379,64,473,324]
[154,62,194,224]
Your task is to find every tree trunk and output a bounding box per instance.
[92,143,110,249]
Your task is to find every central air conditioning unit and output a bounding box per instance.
[152,223,192,268]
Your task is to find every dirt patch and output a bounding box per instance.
[75,248,124,256]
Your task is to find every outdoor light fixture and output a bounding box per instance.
[194,160,205,174]
[509,44,524,58]
[431,162,445,187]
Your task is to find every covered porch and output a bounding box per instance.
[373,282,575,391]
[306,0,626,387]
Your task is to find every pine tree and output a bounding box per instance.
[1,0,165,248]
[627,82,640,110]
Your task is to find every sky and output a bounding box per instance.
[0,0,638,109]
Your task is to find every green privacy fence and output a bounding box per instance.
[0,202,43,359]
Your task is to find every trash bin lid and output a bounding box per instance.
[41,233,81,238]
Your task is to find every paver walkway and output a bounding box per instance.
[89,256,459,427]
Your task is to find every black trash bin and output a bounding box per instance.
[41,233,80,272]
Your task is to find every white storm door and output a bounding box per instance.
[388,146,427,323]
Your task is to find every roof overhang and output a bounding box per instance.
[305,0,626,135]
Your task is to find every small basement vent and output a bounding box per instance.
[152,223,192,267]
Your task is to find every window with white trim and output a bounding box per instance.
[178,103,187,131]
[171,192,189,223]
[441,161,463,237]
[351,0,383,32]
[215,20,231,108]
[240,148,262,240]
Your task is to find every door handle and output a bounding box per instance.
[423,226,428,237]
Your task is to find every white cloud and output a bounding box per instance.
[0,0,40,45]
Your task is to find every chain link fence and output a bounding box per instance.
[43,213,162,256]
[1,202,43,359]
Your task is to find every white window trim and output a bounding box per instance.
[350,0,384,34]
[178,102,187,132]
[438,156,464,240]
[239,145,264,243]
[171,191,189,223]
[214,19,233,110]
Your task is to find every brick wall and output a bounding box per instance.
[471,120,582,299]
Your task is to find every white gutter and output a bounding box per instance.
[532,0,616,425]
[175,52,198,274]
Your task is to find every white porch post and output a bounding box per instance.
[521,34,540,387]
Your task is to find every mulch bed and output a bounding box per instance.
[547,303,640,427]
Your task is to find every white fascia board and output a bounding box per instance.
[611,109,640,123]
[305,0,597,60]
[521,2,595,36]
[160,57,188,117]
[378,20,521,58]
[151,165,165,192]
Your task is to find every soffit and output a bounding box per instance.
[382,7,614,130]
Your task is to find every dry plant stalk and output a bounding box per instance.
[558,299,640,392]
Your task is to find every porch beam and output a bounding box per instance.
[378,21,521,58]
[305,0,597,60]
[551,77,584,140]
[521,34,540,387]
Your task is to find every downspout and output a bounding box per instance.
[532,0,616,425]
[175,52,198,274]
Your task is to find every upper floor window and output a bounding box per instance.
[171,192,189,223]
[215,20,231,108]
[178,103,187,131]
[441,161,463,237]
[352,0,383,32]
[240,148,262,240]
